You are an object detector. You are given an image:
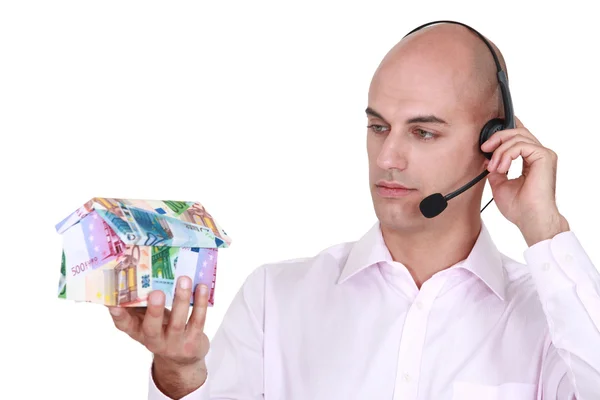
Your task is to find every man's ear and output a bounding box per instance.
[482,154,491,171]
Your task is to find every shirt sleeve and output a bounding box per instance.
[147,265,267,399]
[523,230,600,399]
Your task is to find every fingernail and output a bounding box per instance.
[109,307,122,316]
[179,276,191,289]
[149,292,163,305]
[200,285,208,296]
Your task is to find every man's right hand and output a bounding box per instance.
[108,276,210,398]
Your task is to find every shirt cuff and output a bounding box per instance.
[523,230,600,328]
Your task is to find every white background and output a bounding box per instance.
[1,1,598,399]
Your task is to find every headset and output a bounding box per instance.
[400,20,516,218]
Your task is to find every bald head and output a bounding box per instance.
[370,23,508,123]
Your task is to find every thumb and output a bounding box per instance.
[487,170,508,190]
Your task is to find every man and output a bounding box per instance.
[108,21,600,399]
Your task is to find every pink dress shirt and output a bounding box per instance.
[148,220,600,399]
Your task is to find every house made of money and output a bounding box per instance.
[55,197,231,307]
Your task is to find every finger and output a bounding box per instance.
[487,135,535,172]
[481,127,540,152]
[166,276,193,341]
[128,307,148,319]
[108,306,142,341]
[487,170,509,190]
[141,290,167,354]
[494,141,548,174]
[187,284,209,341]
[130,306,171,326]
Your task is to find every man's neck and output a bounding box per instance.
[380,214,482,289]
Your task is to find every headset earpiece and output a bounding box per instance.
[479,118,505,160]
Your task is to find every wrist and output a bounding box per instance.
[152,355,207,398]
[520,211,570,247]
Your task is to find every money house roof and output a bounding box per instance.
[55,197,231,249]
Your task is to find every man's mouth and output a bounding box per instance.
[375,181,416,198]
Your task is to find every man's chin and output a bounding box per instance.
[374,202,421,224]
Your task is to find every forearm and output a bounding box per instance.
[524,230,600,397]
[152,356,208,399]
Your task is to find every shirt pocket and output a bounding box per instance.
[452,381,537,400]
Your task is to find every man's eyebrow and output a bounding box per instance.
[365,107,389,123]
[365,107,450,126]
[406,115,450,126]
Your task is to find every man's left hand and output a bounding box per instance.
[480,116,570,247]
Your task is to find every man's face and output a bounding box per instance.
[367,41,490,231]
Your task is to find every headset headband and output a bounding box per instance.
[403,20,515,130]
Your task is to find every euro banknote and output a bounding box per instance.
[56,197,227,307]
[58,239,218,307]
[55,197,231,248]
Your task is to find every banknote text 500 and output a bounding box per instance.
[71,257,98,276]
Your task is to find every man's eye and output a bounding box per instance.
[415,129,436,141]
[367,124,388,134]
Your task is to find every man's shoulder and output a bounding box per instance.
[500,252,532,280]
[247,238,357,287]
[498,251,544,302]
[267,239,355,274]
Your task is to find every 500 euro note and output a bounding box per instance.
[58,210,219,307]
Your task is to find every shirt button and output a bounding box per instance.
[542,262,550,271]
[402,372,411,382]
[564,254,574,265]
[415,301,424,310]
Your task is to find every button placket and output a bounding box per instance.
[392,275,447,400]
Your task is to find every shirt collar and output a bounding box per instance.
[336,219,506,301]
[336,221,392,285]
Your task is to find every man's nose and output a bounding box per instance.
[376,133,409,171]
